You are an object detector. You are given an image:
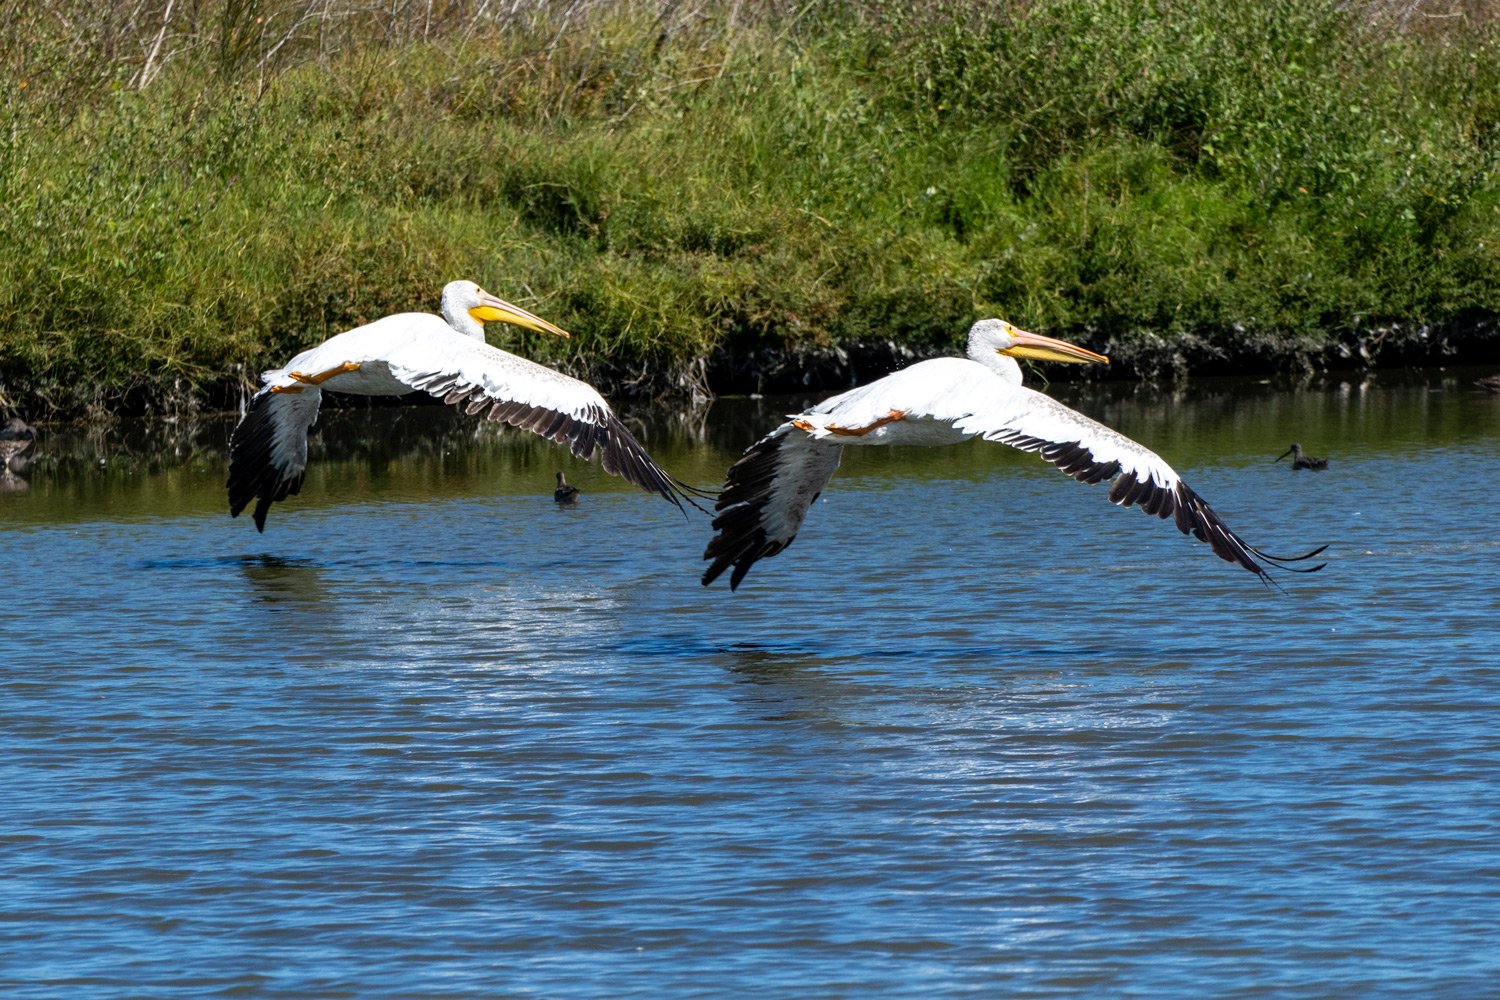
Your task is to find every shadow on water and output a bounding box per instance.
[233,554,333,609]
[719,640,1117,670]
[137,554,317,570]
[715,645,863,724]
[720,642,842,679]
[130,553,334,609]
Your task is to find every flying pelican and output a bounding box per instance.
[228,280,699,531]
[1274,443,1328,471]
[554,471,580,505]
[702,319,1326,590]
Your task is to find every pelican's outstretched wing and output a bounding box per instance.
[228,385,324,532]
[386,337,703,513]
[228,322,703,531]
[701,423,842,590]
[700,366,1325,589]
[953,384,1327,584]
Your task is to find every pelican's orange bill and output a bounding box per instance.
[469,290,571,338]
[1002,330,1108,365]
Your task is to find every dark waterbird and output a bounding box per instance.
[1275,443,1329,471]
[0,417,36,470]
[554,471,580,505]
[1476,373,1500,393]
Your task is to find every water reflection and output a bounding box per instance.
[0,397,725,526]
[1,366,1495,529]
[1,416,37,492]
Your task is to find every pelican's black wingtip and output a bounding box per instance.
[666,474,718,517]
[1257,570,1288,595]
[1278,543,1329,563]
[1249,551,1326,595]
[676,489,713,517]
[700,552,749,590]
[1251,542,1330,573]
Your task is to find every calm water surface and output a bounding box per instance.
[2,370,1499,997]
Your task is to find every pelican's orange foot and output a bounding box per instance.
[302,360,362,385]
[828,409,907,437]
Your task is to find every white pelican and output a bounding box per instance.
[228,280,699,531]
[702,319,1326,590]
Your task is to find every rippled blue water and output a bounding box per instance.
[3,373,1499,997]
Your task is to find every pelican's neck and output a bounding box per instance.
[967,336,1024,385]
[440,294,487,341]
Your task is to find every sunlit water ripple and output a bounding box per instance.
[2,373,1498,997]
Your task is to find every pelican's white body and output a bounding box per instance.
[791,357,1014,448]
[261,311,605,420]
[786,342,1175,489]
[268,314,439,397]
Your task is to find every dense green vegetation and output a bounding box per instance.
[2,0,1498,416]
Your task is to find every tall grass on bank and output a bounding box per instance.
[1,0,1498,416]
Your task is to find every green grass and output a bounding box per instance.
[2,0,1498,416]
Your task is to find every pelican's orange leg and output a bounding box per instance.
[826,409,907,437]
[289,360,362,385]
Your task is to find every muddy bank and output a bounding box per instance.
[4,314,1499,425]
[703,313,1500,397]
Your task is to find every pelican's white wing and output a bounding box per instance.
[944,379,1327,582]
[701,423,843,590]
[385,336,695,510]
[228,317,698,531]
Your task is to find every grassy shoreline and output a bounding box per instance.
[3,0,1498,419]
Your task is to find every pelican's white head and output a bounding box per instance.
[967,319,1108,380]
[439,280,571,341]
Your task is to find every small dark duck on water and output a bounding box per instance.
[554,471,580,505]
[1274,443,1328,471]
